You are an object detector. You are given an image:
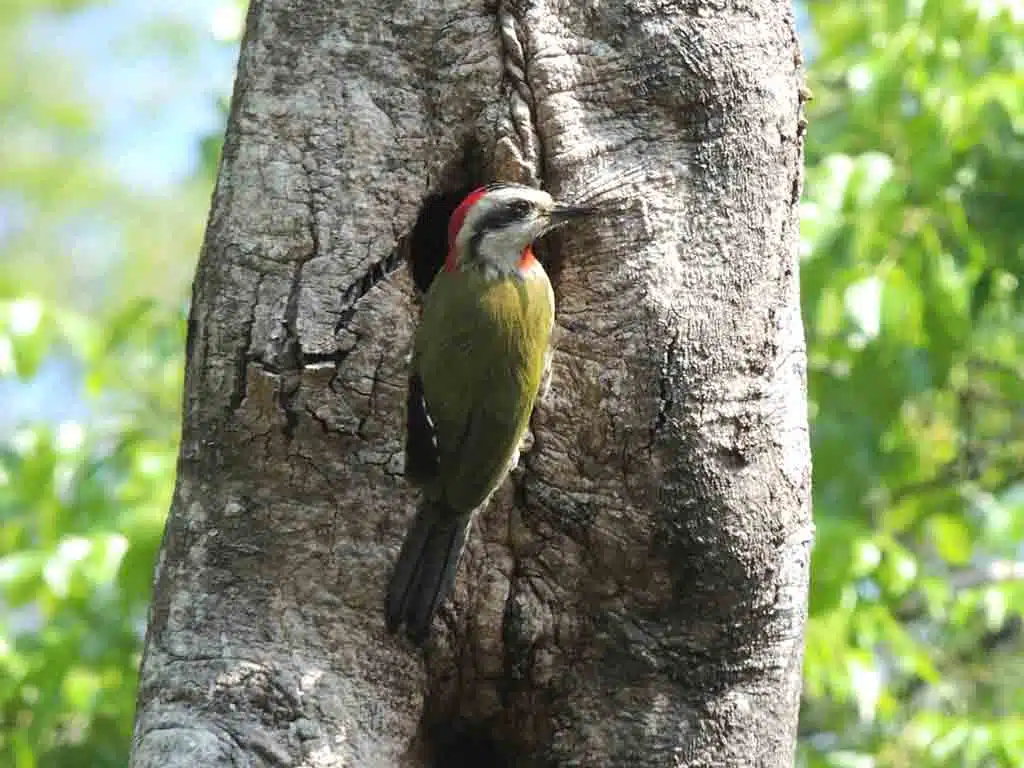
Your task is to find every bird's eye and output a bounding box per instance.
[509,200,532,218]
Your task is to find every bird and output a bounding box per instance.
[385,182,596,643]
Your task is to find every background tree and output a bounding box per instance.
[799,1,1023,766]
[0,1,230,765]
[1,0,1021,766]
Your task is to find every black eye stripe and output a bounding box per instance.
[478,202,532,231]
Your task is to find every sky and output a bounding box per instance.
[0,1,240,430]
[31,0,240,191]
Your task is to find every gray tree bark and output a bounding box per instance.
[130,0,811,766]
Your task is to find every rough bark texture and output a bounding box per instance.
[131,0,811,766]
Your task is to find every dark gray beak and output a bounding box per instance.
[548,203,598,228]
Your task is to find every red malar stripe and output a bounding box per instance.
[518,246,537,271]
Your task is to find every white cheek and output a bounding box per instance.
[478,226,533,264]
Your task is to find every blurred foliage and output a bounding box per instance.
[0,299,183,767]
[0,0,236,765]
[1,0,1021,766]
[799,0,1023,766]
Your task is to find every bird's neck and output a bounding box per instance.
[516,246,539,271]
[445,245,541,280]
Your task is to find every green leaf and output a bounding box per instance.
[927,514,973,565]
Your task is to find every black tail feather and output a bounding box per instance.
[386,499,472,642]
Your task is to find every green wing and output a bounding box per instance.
[413,268,554,513]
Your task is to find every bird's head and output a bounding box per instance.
[445,183,595,274]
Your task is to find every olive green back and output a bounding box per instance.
[413,267,554,513]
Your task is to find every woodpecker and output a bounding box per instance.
[386,183,595,642]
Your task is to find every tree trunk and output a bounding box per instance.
[130,1,811,766]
